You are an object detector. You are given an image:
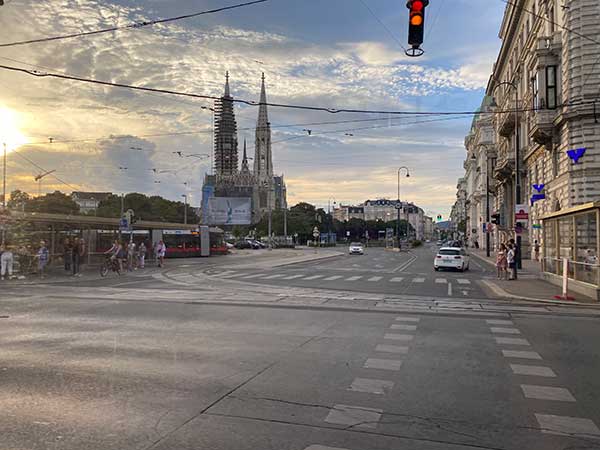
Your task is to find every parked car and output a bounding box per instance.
[234,240,253,249]
[434,247,470,272]
[436,240,444,246]
[225,242,235,250]
[349,242,364,255]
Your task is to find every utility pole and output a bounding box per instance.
[283,206,287,242]
[267,182,272,250]
[397,166,410,249]
[2,142,6,209]
[182,194,188,225]
[119,194,124,240]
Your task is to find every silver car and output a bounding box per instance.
[349,242,364,255]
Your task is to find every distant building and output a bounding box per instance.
[202,73,287,224]
[71,191,111,213]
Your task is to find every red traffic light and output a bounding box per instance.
[411,0,424,11]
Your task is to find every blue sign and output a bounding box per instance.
[567,147,586,164]
[532,184,545,193]
[530,193,546,206]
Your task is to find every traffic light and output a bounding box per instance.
[491,213,500,225]
[407,0,428,50]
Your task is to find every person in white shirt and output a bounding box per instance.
[155,240,166,268]
[1,243,14,280]
[506,244,516,280]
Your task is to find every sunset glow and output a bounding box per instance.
[0,107,27,152]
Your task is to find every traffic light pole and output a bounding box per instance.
[486,154,491,257]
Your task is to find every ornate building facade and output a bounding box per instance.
[202,73,287,224]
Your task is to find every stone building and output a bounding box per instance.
[202,73,287,224]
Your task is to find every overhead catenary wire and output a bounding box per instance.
[357,0,408,52]
[0,0,268,48]
[11,149,85,192]
[2,62,598,117]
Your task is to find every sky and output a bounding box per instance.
[0,0,505,218]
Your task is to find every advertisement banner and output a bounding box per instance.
[515,204,529,220]
[206,197,252,225]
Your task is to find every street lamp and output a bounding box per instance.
[327,198,336,245]
[181,194,188,225]
[473,144,494,257]
[262,180,273,250]
[397,166,410,248]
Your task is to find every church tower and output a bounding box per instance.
[253,73,272,183]
[214,72,238,177]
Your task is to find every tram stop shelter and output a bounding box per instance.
[541,202,600,301]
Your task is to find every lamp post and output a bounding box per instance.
[181,194,188,225]
[492,79,521,267]
[397,166,410,249]
[327,198,336,245]
[2,142,6,209]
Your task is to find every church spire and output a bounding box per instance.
[224,71,230,97]
[257,72,268,126]
[254,73,272,182]
[241,138,250,173]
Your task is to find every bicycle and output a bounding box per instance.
[100,255,121,277]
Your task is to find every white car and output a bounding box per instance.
[434,247,470,272]
[349,242,364,255]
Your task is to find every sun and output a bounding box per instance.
[0,107,27,152]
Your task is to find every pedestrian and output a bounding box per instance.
[155,240,166,268]
[72,238,85,277]
[116,242,127,273]
[534,240,540,262]
[496,243,508,280]
[506,243,516,280]
[474,240,480,249]
[1,243,14,280]
[509,238,519,279]
[36,240,49,279]
[63,237,72,271]
[138,241,147,269]
[127,240,136,272]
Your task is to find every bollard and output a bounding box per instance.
[554,257,575,301]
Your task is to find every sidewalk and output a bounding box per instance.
[470,249,597,304]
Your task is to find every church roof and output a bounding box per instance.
[257,72,268,127]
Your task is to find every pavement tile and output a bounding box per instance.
[490,327,521,334]
[363,358,402,371]
[502,350,543,360]
[390,324,417,331]
[486,319,514,325]
[521,385,576,402]
[495,337,530,346]
[324,404,382,429]
[384,333,414,341]
[535,414,600,437]
[374,344,409,354]
[348,377,394,395]
[395,316,420,322]
[510,364,556,377]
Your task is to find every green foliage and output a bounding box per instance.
[411,239,423,248]
[26,191,80,215]
[96,193,199,223]
[8,189,30,209]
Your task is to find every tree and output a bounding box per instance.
[7,189,30,209]
[26,191,80,215]
[96,193,199,223]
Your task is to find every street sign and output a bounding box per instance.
[312,226,319,238]
[515,204,529,220]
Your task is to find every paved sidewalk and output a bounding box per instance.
[470,249,597,304]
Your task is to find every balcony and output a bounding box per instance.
[496,106,516,138]
[528,107,556,149]
[494,150,514,181]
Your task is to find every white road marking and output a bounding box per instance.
[435,278,447,284]
[241,273,267,279]
[412,277,425,283]
[218,271,238,278]
[367,276,383,282]
[364,358,402,371]
[487,319,514,325]
[304,446,350,450]
[323,275,343,281]
[282,274,304,280]
[490,327,521,334]
[502,350,542,360]
[395,316,420,322]
[390,277,404,282]
[384,333,414,341]
[457,279,471,285]
[262,274,284,279]
[303,275,324,280]
[462,290,469,296]
[521,385,576,401]
[345,276,362,281]
[391,324,417,331]
[349,378,394,394]
[535,414,600,437]
[324,404,382,429]
[495,337,530,346]
[447,283,452,296]
[510,364,556,377]
[375,344,409,354]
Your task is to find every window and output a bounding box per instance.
[549,6,555,34]
[546,65,557,109]
[532,72,539,109]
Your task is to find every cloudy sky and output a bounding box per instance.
[0,0,505,217]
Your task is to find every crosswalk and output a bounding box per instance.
[208,270,473,287]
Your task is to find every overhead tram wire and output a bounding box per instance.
[0,0,268,48]
[11,149,85,192]
[3,62,598,117]
[357,0,408,52]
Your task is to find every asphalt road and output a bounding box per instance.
[2,292,600,450]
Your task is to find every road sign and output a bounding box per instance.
[313,226,319,238]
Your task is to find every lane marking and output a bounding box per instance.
[502,350,542,360]
[282,274,304,280]
[490,327,521,335]
[435,278,447,284]
[495,337,530,346]
[412,277,425,283]
[262,274,284,279]
[447,282,452,296]
[375,344,409,354]
[393,252,418,272]
[384,333,414,341]
[487,319,514,325]
[390,277,404,282]
[391,324,417,331]
[363,358,402,371]
[323,275,343,281]
[510,364,556,377]
[303,275,324,280]
[457,278,471,285]
[241,273,267,279]
[521,385,576,402]
[535,414,600,437]
[345,276,362,281]
[395,316,420,322]
[324,404,382,429]
[304,446,351,450]
[367,276,383,282]
[348,377,394,395]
